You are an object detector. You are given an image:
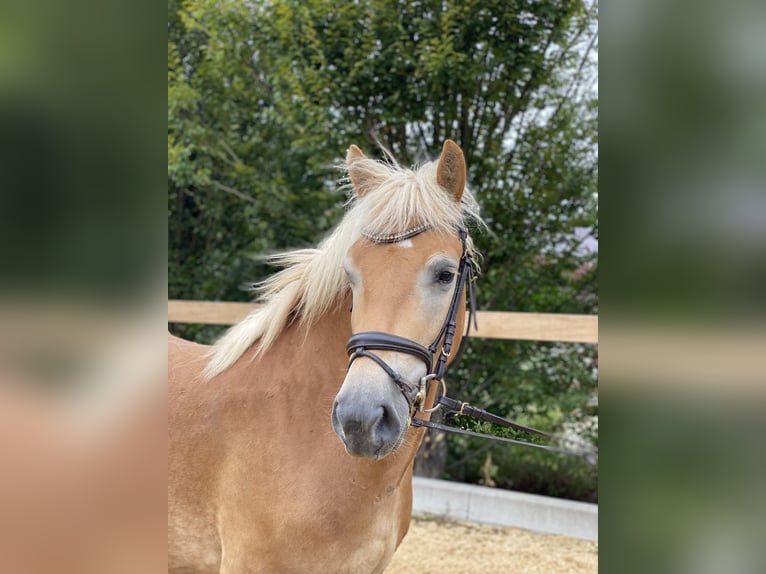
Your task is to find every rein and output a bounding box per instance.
[345,225,597,465]
[411,407,598,465]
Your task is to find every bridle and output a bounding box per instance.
[344,224,598,465]
[346,225,476,411]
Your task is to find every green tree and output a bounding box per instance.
[168,0,598,500]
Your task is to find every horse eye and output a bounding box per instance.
[437,270,455,284]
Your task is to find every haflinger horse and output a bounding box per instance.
[168,140,482,574]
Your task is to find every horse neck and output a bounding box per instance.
[234,298,353,402]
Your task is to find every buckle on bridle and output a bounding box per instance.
[411,374,432,410]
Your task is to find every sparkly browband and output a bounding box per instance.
[361,223,433,244]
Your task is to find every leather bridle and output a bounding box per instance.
[345,225,476,411]
[344,224,598,465]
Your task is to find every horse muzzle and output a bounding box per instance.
[331,369,412,459]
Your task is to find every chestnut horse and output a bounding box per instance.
[168,140,481,573]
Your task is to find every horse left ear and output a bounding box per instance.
[347,144,366,164]
[346,144,374,196]
[436,140,466,204]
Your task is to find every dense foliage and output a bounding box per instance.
[169,0,598,501]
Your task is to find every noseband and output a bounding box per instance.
[345,226,477,411]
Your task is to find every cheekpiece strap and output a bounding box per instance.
[361,223,433,244]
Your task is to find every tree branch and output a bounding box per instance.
[210,181,259,206]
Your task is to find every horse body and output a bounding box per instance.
[168,305,422,574]
[169,140,478,573]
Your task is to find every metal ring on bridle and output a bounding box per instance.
[421,376,447,414]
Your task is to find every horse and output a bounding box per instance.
[168,140,482,574]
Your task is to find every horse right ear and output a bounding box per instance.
[346,144,374,197]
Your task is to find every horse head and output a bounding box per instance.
[331,140,473,459]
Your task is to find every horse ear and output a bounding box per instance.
[347,144,366,163]
[346,145,370,196]
[436,139,466,203]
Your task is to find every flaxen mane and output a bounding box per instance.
[204,151,482,379]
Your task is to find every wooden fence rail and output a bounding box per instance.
[168,300,598,344]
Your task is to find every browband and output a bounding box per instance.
[361,223,433,244]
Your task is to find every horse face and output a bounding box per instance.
[331,231,465,459]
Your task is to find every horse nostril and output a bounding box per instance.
[335,402,390,437]
[360,405,386,437]
[373,404,399,444]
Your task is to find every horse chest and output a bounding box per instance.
[212,497,406,574]
[278,498,406,574]
[206,442,414,574]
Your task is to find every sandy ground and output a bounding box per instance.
[385,516,598,574]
